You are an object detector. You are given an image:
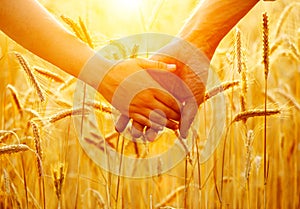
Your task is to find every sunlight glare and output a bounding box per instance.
[113,0,140,11]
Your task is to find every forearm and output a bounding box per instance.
[0,0,101,81]
[179,0,259,59]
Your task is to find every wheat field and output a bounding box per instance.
[0,0,299,208]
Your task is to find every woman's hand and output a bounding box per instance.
[98,58,181,135]
[115,40,209,140]
[149,40,209,138]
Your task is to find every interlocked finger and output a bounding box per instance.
[131,121,144,138]
[145,128,159,142]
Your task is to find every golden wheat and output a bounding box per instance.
[262,13,270,209]
[244,130,254,181]
[274,2,300,37]
[30,121,43,177]
[61,15,85,41]
[204,80,240,101]
[57,77,77,92]
[231,109,280,124]
[130,44,139,58]
[275,89,300,111]
[0,144,30,155]
[7,84,23,115]
[0,132,11,143]
[84,100,112,114]
[263,13,270,79]
[15,53,45,102]
[78,17,94,48]
[0,1,298,209]
[48,107,89,123]
[53,163,65,201]
[33,66,65,83]
[236,29,242,74]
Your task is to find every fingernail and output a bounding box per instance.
[146,130,158,142]
[180,131,188,139]
[167,64,176,70]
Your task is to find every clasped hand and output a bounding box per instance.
[100,40,209,141]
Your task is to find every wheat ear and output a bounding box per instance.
[53,163,65,202]
[78,17,94,48]
[30,121,43,177]
[245,130,254,181]
[61,15,85,41]
[49,107,89,123]
[0,144,30,155]
[231,109,280,124]
[204,80,240,101]
[263,13,270,209]
[130,44,139,58]
[84,100,112,114]
[15,53,45,102]
[33,66,65,83]
[7,84,23,115]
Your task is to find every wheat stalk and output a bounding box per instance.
[33,66,65,83]
[15,53,45,102]
[275,89,300,111]
[287,39,300,60]
[57,77,77,92]
[297,28,300,52]
[274,2,300,38]
[236,28,242,74]
[154,185,192,209]
[55,99,72,108]
[270,36,287,55]
[263,12,270,209]
[89,189,107,209]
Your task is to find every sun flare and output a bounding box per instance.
[113,0,140,12]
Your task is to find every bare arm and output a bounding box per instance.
[143,0,260,138]
[179,0,259,59]
[0,0,95,77]
[0,0,180,131]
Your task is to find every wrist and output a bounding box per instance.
[178,0,259,60]
[78,52,114,95]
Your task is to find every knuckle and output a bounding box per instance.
[156,61,164,69]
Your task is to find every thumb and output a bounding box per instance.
[179,99,198,139]
[136,58,176,72]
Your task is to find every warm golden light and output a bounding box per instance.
[113,0,140,12]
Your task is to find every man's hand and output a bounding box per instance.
[116,39,209,140]
[99,58,181,134]
[149,40,209,138]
